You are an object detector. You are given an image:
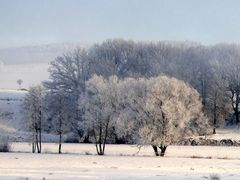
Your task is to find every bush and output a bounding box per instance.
[0,137,11,152]
[210,174,221,180]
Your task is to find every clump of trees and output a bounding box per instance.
[23,85,45,153]
[22,39,240,156]
[23,75,208,156]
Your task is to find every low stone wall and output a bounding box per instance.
[182,138,240,146]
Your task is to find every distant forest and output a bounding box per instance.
[47,39,240,126]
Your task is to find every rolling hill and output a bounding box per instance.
[0,43,88,89]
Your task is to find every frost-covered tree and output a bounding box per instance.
[117,76,209,156]
[143,76,209,156]
[23,85,45,153]
[45,90,72,153]
[116,77,149,143]
[83,75,118,155]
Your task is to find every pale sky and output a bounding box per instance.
[1,0,240,48]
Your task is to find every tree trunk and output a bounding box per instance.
[58,114,63,154]
[39,110,42,153]
[35,129,40,153]
[32,133,36,153]
[213,96,217,134]
[230,90,239,125]
[152,145,159,156]
[102,120,109,154]
[93,133,104,155]
[236,108,239,124]
[96,143,104,155]
[59,131,62,154]
[97,125,104,155]
[36,141,40,153]
[95,143,99,155]
[159,145,167,157]
[98,146,104,155]
[213,128,216,134]
[236,92,239,124]
[35,131,41,153]
[39,130,42,153]
[32,142,36,153]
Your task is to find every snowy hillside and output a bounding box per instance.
[0,89,59,142]
[0,89,26,132]
[0,43,89,88]
[0,63,50,89]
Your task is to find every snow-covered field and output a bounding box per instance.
[0,143,239,180]
[0,89,26,132]
[0,89,58,142]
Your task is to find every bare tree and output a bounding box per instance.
[44,48,90,140]
[17,79,23,89]
[23,85,45,153]
[206,57,230,134]
[213,44,240,125]
[45,90,72,153]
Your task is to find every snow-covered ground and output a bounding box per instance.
[0,143,238,180]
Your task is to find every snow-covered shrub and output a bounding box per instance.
[210,174,221,180]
